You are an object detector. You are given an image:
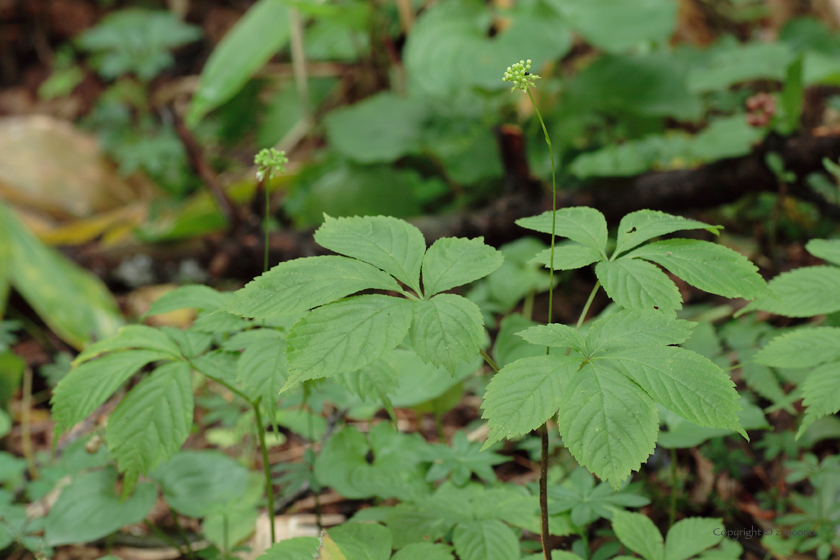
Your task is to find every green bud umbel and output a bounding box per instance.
[503,59,540,92]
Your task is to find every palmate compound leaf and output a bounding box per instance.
[284,295,414,390]
[235,329,287,405]
[225,256,401,319]
[52,349,171,437]
[421,237,503,296]
[558,361,660,489]
[663,517,724,560]
[600,347,744,435]
[410,294,485,374]
[626,239,767,300]
[797,362,840,438]
[613,210,722,257]
[105,361,193,493]
[481,355,581,447]
[611,510,665,560]
[738,266,840,317]
[516,207,609,259]
[595,258,683,311]
[530,242,603,271]
[452,519,520,560]
[752,327,840,369]
[313,215,426,294]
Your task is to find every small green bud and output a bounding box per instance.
[254,148,289,181]
[502,59,540,92]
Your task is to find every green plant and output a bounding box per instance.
[610,511,742,560]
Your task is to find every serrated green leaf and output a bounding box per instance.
[75,325,182,364]
[284,295,414,388]
[186,0,290,125]
[336,352,401,406]
[664,517,724,560]
[236,330,287,404]
[314,215,426,294]
[318,531,348,560]
[425,431,504,486]
[329,523,392,560]
[492,314,543,368]
[531,243,603,270]
[410,294,484,374]
[391,542,454,560]
[145,285,229,316]
[611,510,664,560]
[106,361,193,493]
[190,350,239,386]
[797,362,840,438]
[452,520,519,560]
[226,256,401,319]
[627,239,766,300]
[806,239,840,265]
[558,362,659,489]
[259,537,320,560]
[517,324,586,353]
[44,468,156,546]
[516,208,608,258]
[596,259,682,311]
[613,210,721,256]
[421,237,503,296]
[482,355,579,445]
[586,309,695,354]
[52,350,165,437]
[603,347,743,434]
[740,266,840,317]
[753,327,840,368]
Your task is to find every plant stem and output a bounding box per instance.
[264,170,272,273]
[479,348,500,373]
[253,399,277,544]
[21,367,38,480]
[528,86,557,560]
[576,281,601,330]
[144,520,188,556]
[170,510,196,560]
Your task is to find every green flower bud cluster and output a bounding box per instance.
[503,59,540,92]
[254,148,289,181]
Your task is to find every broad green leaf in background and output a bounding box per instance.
[329,522,392,560]
[314,215,426,294]
[51,350,166,437]
[486,238,553,308]
[595,258,683,311]
[740,266,840,317]
[152,450,250,518]
[226,256,401,318]
[45,468,156,546]
[611,510,664,560]
[558,362,659,489]
[806,238,840,265]
[284,295,414,387]
[425,431,504,486]
[391,543,455,560]
[106,361,194,493]
[481,355,579,446]
[549,0,677,52]
[421,237,503,297]
[75,324,182,363]
[779,57,804,134]
[664,518,725,560]
[627,239,766,300]
[517,207,609,258]
[235,330,288,404]
[337,351,401,406]
[452,519,519,560]
[0,201,122,349]
[491,314,542,368]
[187,0,290,125]
[687,41,794,93]
[547,467,650,525]
[325,92,427,163]
[613,210,721,256]
[797,363,840,437]
[657,399,769,449]
[410,295,484,374]
[753,328,840,368]
[531,243,603,271]
[389,350,480,408]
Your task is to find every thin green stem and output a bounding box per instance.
[527,86,557,560]
[253,399,277,544]
[479,348,500,373]
[144,520,187,556]
[170,510,196,560]
[264,170,272,273]
[576,281,601,330]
